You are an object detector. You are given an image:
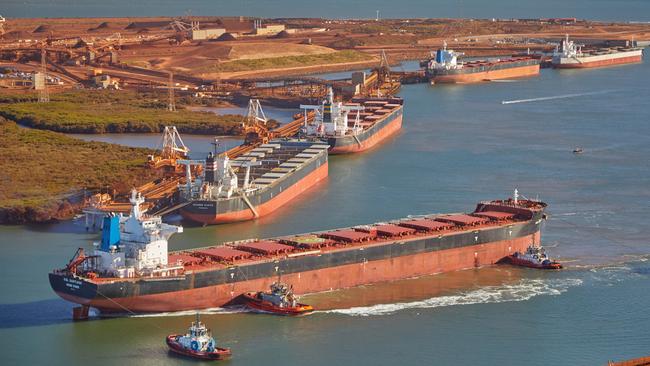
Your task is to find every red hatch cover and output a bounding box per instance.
[435,214,487,226]
[168,253,202,266]
[374,224,416,237]
[195,247,253,261]
[236,240,294,255]
[473,211,515,221]
[398,219,451,232]
[321,229,376,243]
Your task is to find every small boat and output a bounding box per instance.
[499,245,563,269]
[166,314,231,361]
[573,147,584,154]
[242,281,314,316]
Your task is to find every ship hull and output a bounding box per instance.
[49,214,544,313]
[552,52,643,69]
[430,62,540,84]
[328,106,403,154]
[180,147,328,225]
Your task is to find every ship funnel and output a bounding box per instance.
[100,214,120,251]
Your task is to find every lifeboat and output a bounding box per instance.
[499,245,563,270]
[243,282,314,316]
[166,314,231,361]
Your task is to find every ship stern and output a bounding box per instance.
[49,272,98,306]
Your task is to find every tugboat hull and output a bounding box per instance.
[499,255,562,269]
[166,335,231,361]
[242,292,313,316]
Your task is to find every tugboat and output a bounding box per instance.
[166,314,231,361]
[499,245,563,269]
[242,282,314,316]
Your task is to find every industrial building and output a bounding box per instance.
[253,21,285,36]
[191,28,226,40]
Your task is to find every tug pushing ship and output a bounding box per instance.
[499,245,562,269]
[242,281,314,316]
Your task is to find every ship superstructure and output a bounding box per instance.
[552,35,643,68]
[427,43,464,72]
[57,190,184,283]
[301,87,403,154]
[50,192,548,314]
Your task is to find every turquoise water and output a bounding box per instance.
[2,48,650,364]
[4,0,650,21]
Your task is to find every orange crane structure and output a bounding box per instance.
[83,99,315,227]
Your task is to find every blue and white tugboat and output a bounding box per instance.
[166,314,232,361]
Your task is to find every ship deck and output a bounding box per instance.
[339,97,403,135]
[459,56,539,69]
[162,201,545,274]
[578,46,644,57]
[228,140,328,189]
[84,200,545,283]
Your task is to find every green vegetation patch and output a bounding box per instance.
[214,50,373,72]
[0,120,158,222]
[0,90,245,134]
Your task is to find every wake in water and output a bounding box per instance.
[323,278,582,317]
[501,90,614,105]
[128,306,248,318]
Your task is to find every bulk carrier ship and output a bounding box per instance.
[179,139,328,225]
[50,191,547,313]
[426,44,540,83]
[300,87,403,154]
[552,35,644,68]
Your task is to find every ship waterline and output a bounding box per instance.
[431,63,540,83]
[50,198,546,313]
[426,46,541,84]
[552,52,643,69]
[179,140,329,225]
[551,35,644,69]
[301,89,404,155]
[327,111,403,154]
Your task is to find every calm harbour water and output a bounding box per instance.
[2,47,650,366]
[4,0,650,21]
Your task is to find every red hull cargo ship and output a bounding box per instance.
[552,35,644,69]
[179,139,329,225]
[426,44,540,83]
[301,87,403,154]
[50,191,547,314]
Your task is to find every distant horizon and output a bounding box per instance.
[3,15,650,23]
[2,0,650,22]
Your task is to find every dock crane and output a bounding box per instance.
[241,99,273,144]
